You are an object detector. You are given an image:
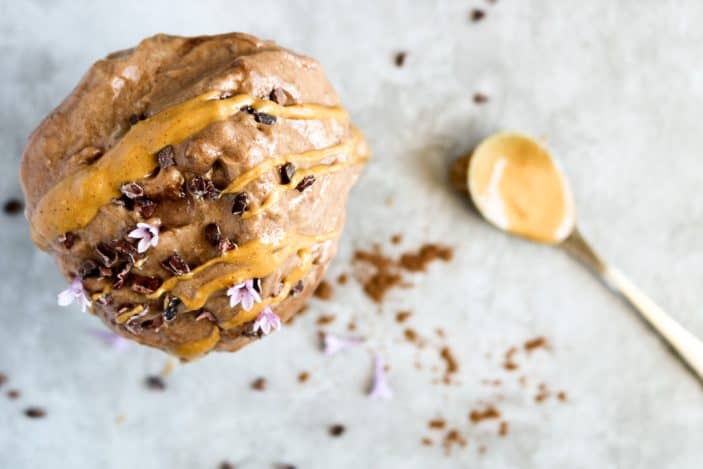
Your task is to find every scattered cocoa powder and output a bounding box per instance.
[557,391,568,402]
[395,311,412,323]
[503,347,519,371]
[399,244,453,272]
[524,336,547,352]
[469,405,501,423]
[316,315,336,326]
[251,377,267,391]
[297,372,310,383]
[347,321,357,331]
[498,421,509,437]
[428,419,446,430]
[443,429,467,454]
[481,379,502,387]
[336,273,348,285]
[390,234,402,245]
[440,346,459,383]
[404,328,419,343]
[353,248,402,302]
[314,280,333,300]
[7,389,20,400]
[478,445,487,455]
[353,243,453,303]
[421,437,433,446]
[535,383,550,403]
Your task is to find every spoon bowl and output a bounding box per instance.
[464,132,703,383]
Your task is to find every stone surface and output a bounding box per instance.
[1,1,702,468]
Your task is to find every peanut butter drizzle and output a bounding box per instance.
[469,133,574,244]
[147,231,336,311]
[171,325,220,360]
[115,304,145,324]
[220,247,314,329]
[29,91,348,248]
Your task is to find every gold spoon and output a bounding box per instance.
[465,132,703,381]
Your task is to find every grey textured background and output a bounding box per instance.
[1,1,702,468]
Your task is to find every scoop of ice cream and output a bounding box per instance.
[20,33,368,359]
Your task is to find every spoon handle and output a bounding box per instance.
[562,228,703,381]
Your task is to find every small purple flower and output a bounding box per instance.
[321,333,364,356]
[227,279,262,311]
[252,306,281,335]
[57,277,91,313]
[87,328,131,351]
[368,354,393,400]
[128,222,160,253]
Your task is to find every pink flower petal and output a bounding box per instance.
[369,354,393,399]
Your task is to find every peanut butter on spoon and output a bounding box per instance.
[463,132,703,382]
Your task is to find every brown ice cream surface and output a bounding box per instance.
[20,32,368,359]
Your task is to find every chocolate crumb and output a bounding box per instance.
[336,273,348,285]
[524,336,547,351]
[395,311,412,323]
[7,389,20,400]
[295,175,315,192]
[3,198,22,215]
[156,145,176,169]
[134,198,157,218]
[269,88,287,105]
[557,391,568,401]
[163,297,181,321]
[204,223,222,246]
[58,232,77,249]
[297,371,309,383]
[279,162,296,184]
[421,437,433,446]
[254,112,276,125]
[469,405,501,423]
[218,238,237,253]
[473,93,489,104]
[0,373,5,387]
[440,346,459,382]
[120,182,144,199]
[404,328,419,343]
[428,419,446,430]
[274,465,296,469]
[290,280,304,297]
[470,9,486,22]
[251,377,267,391]
[24,407,46,418]
[219,462,235,469]
[328,424,345,437]
[95,243,119,268]
[145,375,166,391]
[394,51,407,67]
[443,429,467,454]
[314,280,333,300]
[131,275,162,295]
[390,233,402,244]
[128,113,147,125]
[112,263,132,289]
[161,253,190,276]
[231,192,249,215]
[498,421,509,436]
[78,260,99,279]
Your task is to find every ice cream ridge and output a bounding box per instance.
[20,33,369,359]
